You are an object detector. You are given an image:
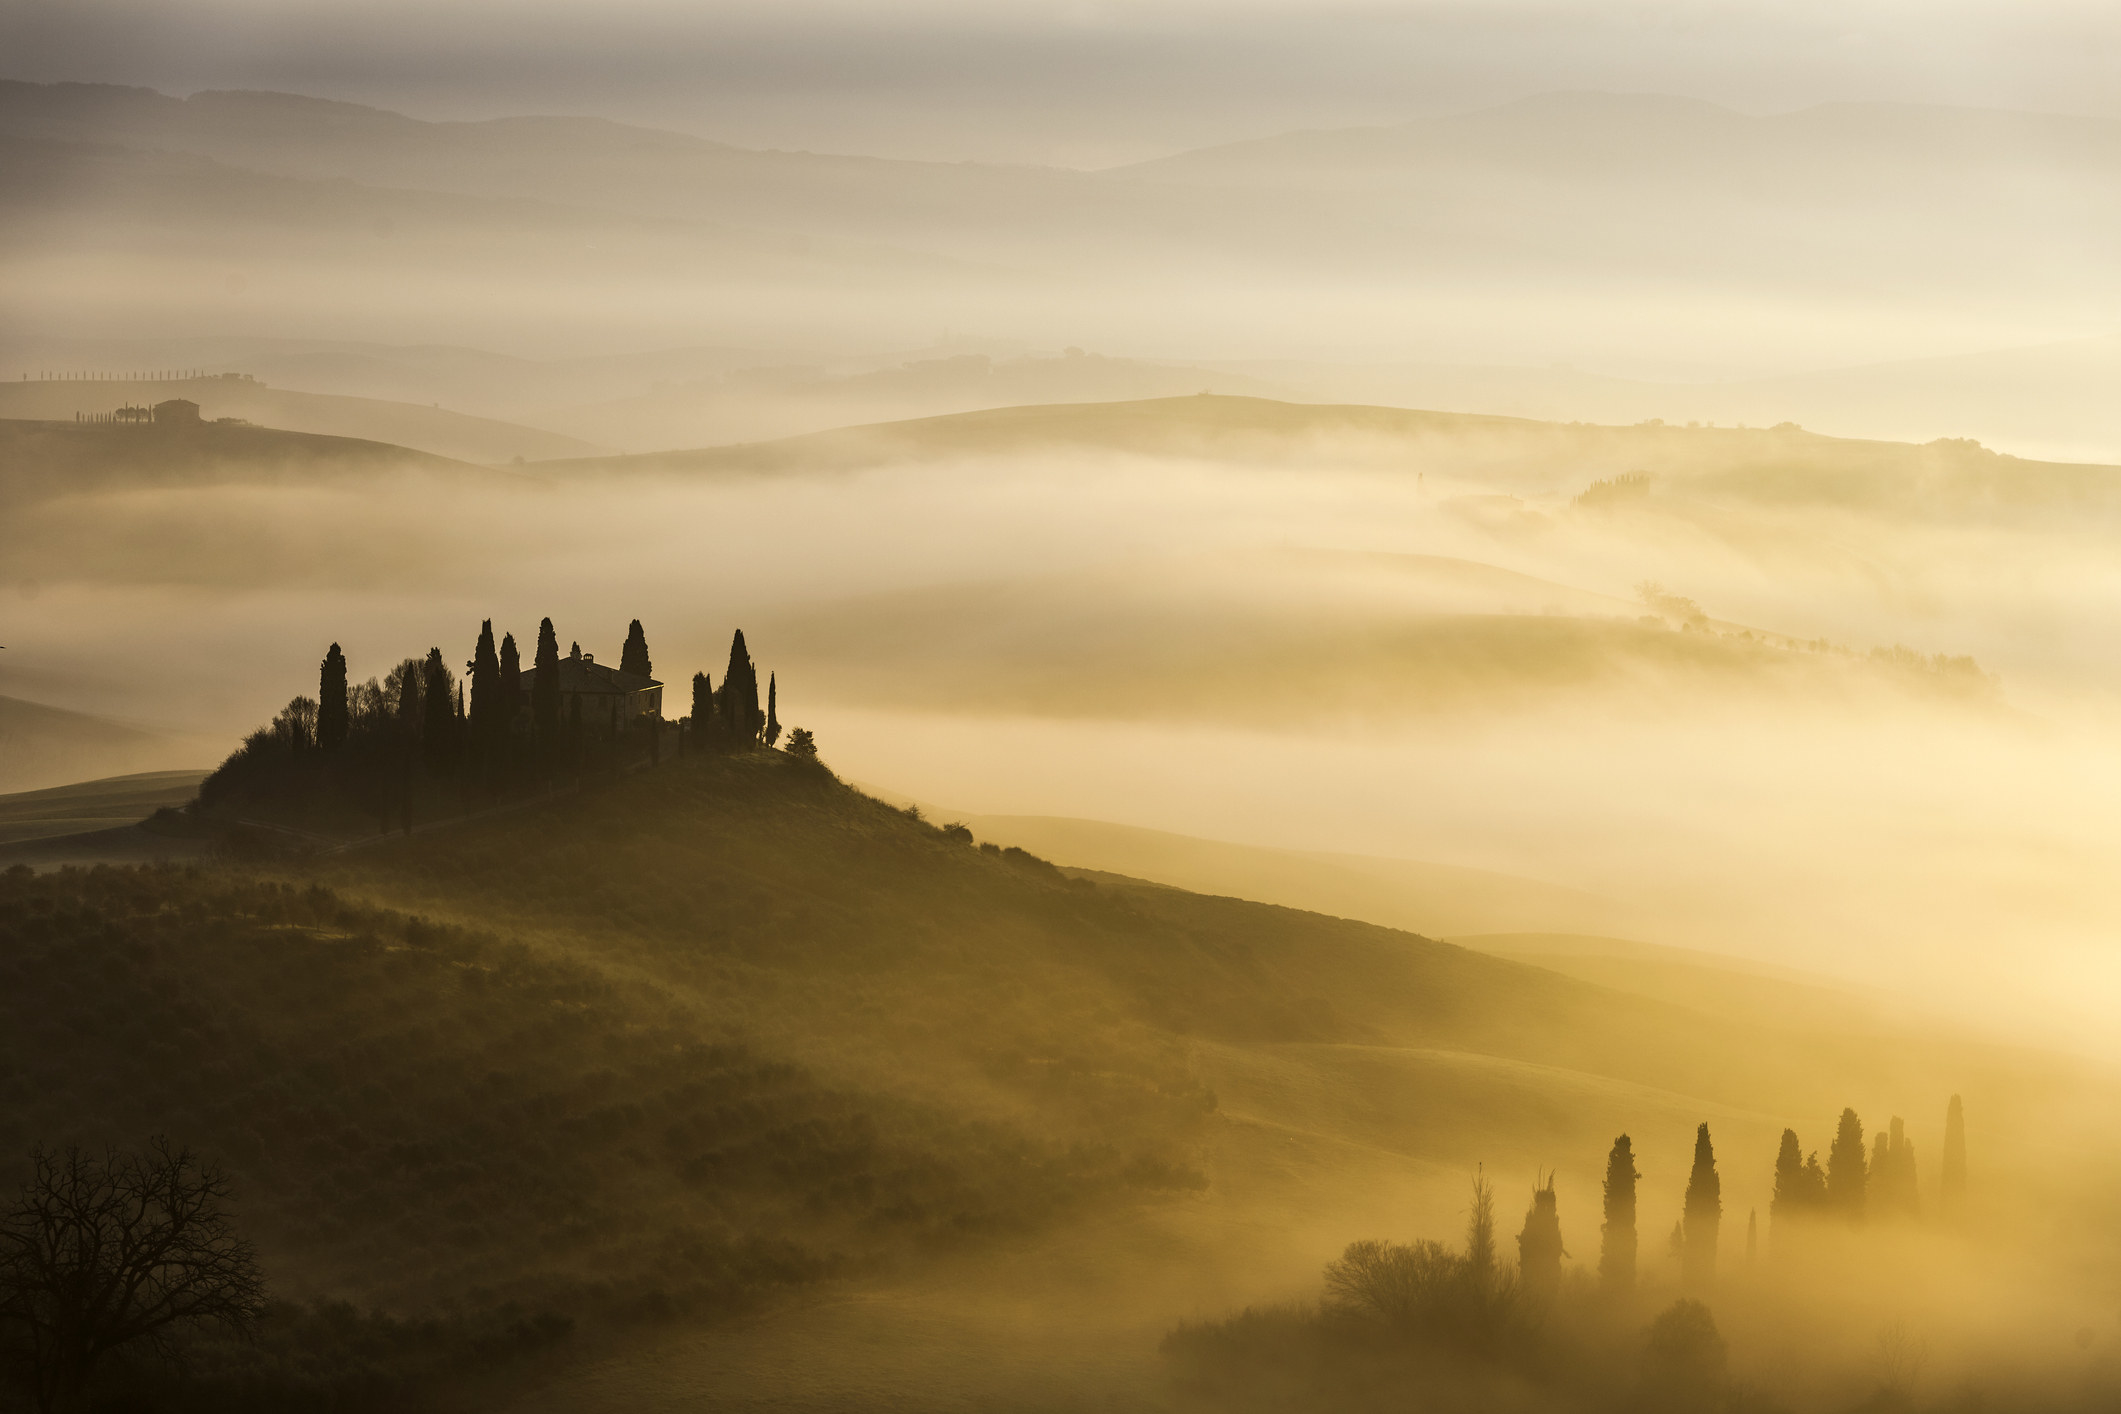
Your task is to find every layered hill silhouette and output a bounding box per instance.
[0,417,512,505]
[532,393,2121,525]
[0,695,198,795]
[0,377,602,465]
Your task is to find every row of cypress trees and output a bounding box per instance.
[1537,1096,1971,1301]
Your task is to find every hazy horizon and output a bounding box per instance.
[4,7,2121,1412]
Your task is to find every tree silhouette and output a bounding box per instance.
[620,619,652,679]
[468,620,503,760]
[421,649,455,772]
[317,643,348,753]
[764,673,781,747]
[387,656,423,731]
[1827,1108,1868,1222]
[0,1140,264,1414]
[1771,1128,1804,1234]
[1800,1152,1828,1209]
[691,671,713,731]
[1465,1168,1496,1287]
[499,631,521,728]
[720,630,762,746]
[785,726,817,759]
[1682,1124,1720,1291]
[1516,1176,1564,1300]
[1940,1095,1967,1221]
[532,618,560,751]
[1600,1134,1638,1293]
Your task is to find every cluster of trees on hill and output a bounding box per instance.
[199,618,813,832]
[1166,1099,1974,1412]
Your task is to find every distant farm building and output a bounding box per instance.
[519,645,662,734]
[153,399,200,423]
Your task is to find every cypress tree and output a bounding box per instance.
[1799,1152,1828,1210]
[499,631,521,726]
[390,656,423,731]
[1827,1108,1869,1222]
[1941,1095,1967,1220]
[468,620,502,755]
[318,643,349,752]
[1882,1117,1919,1219]
[620,619,652,679]
[692,671,712,728]
[533,618,561,750]
[1682,1123,1721,1291]
[1465,1168,1496,1286]
[1599,1134,1638,1294]
[420,648,455,772]
[1771,1129,1804,1234]
[720,630,761,745]
[765,673,781,747]
[1516,1176,1564,1300]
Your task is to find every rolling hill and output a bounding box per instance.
[530,393,2121,525]
[0,417,509,505]
[0,767,203,844]
[0,694,200,795]
[6,740,2104,1409]
[0,377,604,465]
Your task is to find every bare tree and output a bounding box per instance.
[0,1140,264,1414]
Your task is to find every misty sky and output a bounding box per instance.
[7,0,2121,165]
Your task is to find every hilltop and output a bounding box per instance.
[0,417,512,505]
[0,377,602,465]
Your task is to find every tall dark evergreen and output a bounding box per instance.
[533,618,561,749]
[1799,1152,1828,1208]
[764,673,781,746]
[1771,1128,1805,1233]
[468,620,503,754]
[1827,1108,1869,1222]
[620,619,652,679]
[420,648,456,771]
[1682,1123,1721,1291]
[720,630,762,745]
[1940,1094,1967,1220]
[691,671,713,729]
[389,656,423,730]
[1600,1134,1638,1293]
[317,642,349,753]
[1516,1177,1564,1300]
[499,631,521,728]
